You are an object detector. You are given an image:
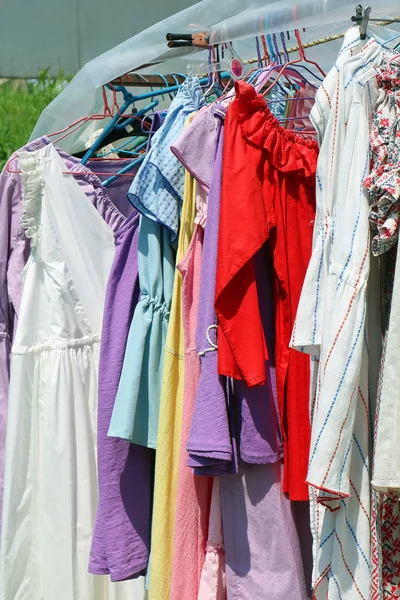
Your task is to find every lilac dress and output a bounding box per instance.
[172,106,309,599]
[172,104,283,472]
[182,107,236,474]
[220,462,309,600]
[88,210,154,581]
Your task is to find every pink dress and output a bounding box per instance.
[169,184,213,600]
[197,478,226,600]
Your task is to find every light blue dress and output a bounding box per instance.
[126,77,206,244]
[108,216,175,447]
[108,78,205,448]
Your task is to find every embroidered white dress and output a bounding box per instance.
[291,29,383,600]
[0,144,145,600]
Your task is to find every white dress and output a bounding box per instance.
[291,29,383,600]
[0,143,146,600]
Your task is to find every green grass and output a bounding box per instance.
[0,70,69,170]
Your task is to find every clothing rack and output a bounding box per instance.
[112,10,400,89]
[245,14,400,65]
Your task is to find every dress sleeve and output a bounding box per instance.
[0,165,27,515]
[215,100,270,387]
[170,107,220,192]
[0,168,20,369]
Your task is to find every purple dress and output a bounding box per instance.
[172,107,309,599]
[89,210,154,580]
[184,107,236,474]
[179,104,282,473]
[220,462,309,600]
[171,104,237,475]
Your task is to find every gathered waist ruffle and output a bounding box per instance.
[139,293,170,319]
[12,333,101,355]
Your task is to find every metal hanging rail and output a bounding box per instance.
[112,9,400,87]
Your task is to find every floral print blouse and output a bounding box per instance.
[364,58,400,256]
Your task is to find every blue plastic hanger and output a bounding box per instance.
[81,84,158,164]
[377,30,400,48]
[102,154,146,187]
[249,32,322,90]
[100,72,232,186]
[97,137,148,158]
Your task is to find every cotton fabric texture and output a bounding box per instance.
[233,243,283,466]
[169,104,231,599]
[89,209,154,581]
[108,215,175,448]
[365,58,400,256]
[363,56,400,598]
[0,143,144,600]
[368,57,400,492]
[128,77,205,242]
[148,147,198,600]
[170,184,213,600]
[291,29,384,599]
[197,478,226,600]
[174,105,235,474]
[220,462,308,600]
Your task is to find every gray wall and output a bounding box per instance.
[0,0,196,78]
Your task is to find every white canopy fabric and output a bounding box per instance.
[31,0,400,151]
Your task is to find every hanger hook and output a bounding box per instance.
[261,35,269,66]
[266,34,276,62]
[101,86,112,116]
[136,73,154,101]
[295,29,305,60]
[212,45,219,80]
[152,72,171,101]
[171,73,181,96]
[255,36,263,68]
[280,31,289,62]
[207,46,213,86]
[272,33,282,64]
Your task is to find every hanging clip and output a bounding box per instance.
[166,32,208,48]
[351,4,371,40]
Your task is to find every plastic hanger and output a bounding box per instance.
[81,84,149,164]
[203,46,224,98]
[279,32,324,82]
[83,86,159,158]
[249,30,321,94]
[376,30,400,49]
[43,85,118,146]
[105,67,233,186]
[102,155,146,187]
[5,85,143,177]
[97,137,148,158]
[263,29,325,96]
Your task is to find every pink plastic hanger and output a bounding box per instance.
[6,85,148,177]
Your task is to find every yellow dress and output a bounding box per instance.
[149,154,197,600]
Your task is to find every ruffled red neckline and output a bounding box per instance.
[234,80,318,177]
